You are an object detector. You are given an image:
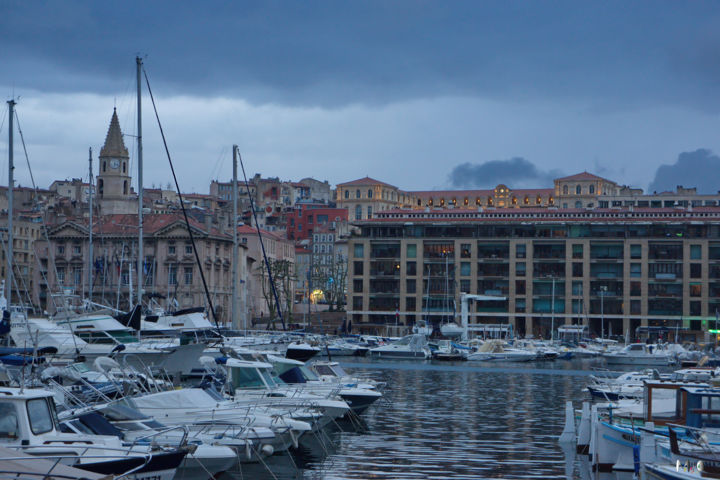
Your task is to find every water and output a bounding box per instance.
[224,358,645,480]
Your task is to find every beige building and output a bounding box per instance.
[336,177,416,220]
[348,206,720,341]
[0,215,43,309]
[37,213,246,326]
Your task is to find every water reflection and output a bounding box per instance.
[225,358,651,479]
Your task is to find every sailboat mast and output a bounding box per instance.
[136,56,144,308]
[6,100,15,303]
[88,147,94,301]
[232,145,239,329]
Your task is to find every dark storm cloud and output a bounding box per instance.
[648,149,720,194]
[448,157,562,188]
[3,1,720,109]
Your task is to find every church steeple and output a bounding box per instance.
[100,108,129,158]
[96,109,135,214]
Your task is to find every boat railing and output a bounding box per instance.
[129,424,189,450]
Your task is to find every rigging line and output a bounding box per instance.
[238,150,286,331]
[13,109,64,316]
[142,66,220,329]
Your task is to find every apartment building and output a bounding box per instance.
[347,206,720,340]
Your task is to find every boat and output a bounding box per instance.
[440,322,464,339]
[0,386,187,480]
[285,340,321,361]
[368,334,431,359]
[466,340,536,362]
[603,343,678,366]
[431,340,468,361]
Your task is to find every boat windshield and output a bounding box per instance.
[231,366,270,389]
[26,398,54,434]
[300,366,319,381]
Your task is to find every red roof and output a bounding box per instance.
[337,176,398,189]
[237,224,287,241]
[555,172,611,182]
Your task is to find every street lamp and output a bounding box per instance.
[600,285,608,340]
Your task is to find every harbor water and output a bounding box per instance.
[226,358,642,480]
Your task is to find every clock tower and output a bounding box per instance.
[97,109,136,214]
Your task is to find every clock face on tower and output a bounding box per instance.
[110,159,120,169]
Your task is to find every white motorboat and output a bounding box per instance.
[466,340,536,362]
[0,386,187,480]
[369,334,431,359]
[603,343,677,366]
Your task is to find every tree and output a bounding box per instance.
[256,258,296,329]
[312,254,347,312]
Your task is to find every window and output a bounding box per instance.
[575,185,582,195]
[690,283,702,297]
[57,245,65,255]
[57,267,65,284]
[461,262,471,276]
[168,245,176,255]
[515,298,526,313]
[461,244,471,258]
[515,280,526,295]
[562,185,569,195]
[691,245,702,260]
[515,262,526,277]
[630,244,641,259]
[73,267,82,286]
[406,297,416,311]
[589,185,595,194]
[368,189,373,199]
[406,279,416,294]
[630,263,641,278]
[184,267,193,285]
[185,244,193,255]
[353,279,363,292]
[367,206,372,218]
[406,261,417,276]
[630,281,641,296]
[631,300,641,315]
[344,190,349,199]
[0,403,18,438]
[572,281,583,296]
[355,205,362,220]
[572,262,583,277]
[73,245,82,255]
[407,244,417,258]
[354,244,364,258]
[516,244,526,259]
[691,264,702,278]
[27,399,53,434]
[168,265,177,285]
[575,201,582,208]
[356,189,361,199]
[354,261,364,275]
[353,296,363,310]
[572,244,583,259]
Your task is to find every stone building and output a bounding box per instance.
[36,213,246,326]
[96,109,137,215]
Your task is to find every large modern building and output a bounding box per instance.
[347,205,720,341]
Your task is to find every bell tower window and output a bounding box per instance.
[123,180,128,195]
[98,179,104,197]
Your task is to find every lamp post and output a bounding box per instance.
[600,285,608,340]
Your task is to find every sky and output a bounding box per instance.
[1,1,720,194]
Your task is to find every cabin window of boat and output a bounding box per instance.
[0,403,18,438]
[332,365,347,376]
[629,344,643,351]
[700,396,720,427]
[314,365,334,376]
[231,367,266,389]
[26,399,53,434]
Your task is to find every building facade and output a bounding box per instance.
[37,213,244,326]
[347,206,720,340]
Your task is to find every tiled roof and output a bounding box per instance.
[337,177,398,189]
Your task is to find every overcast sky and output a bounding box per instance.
[2,1,720,194]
